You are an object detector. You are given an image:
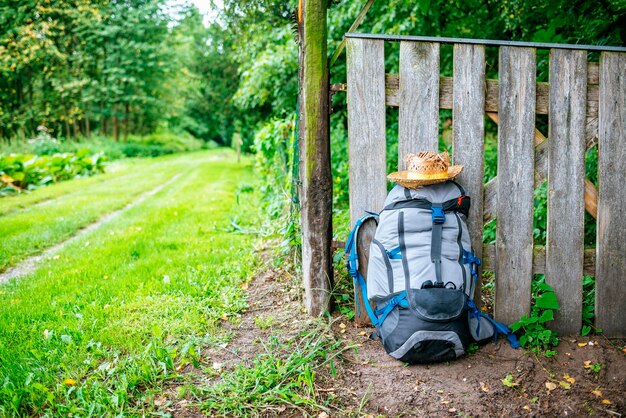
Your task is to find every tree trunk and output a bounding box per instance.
[124,102,130,141]
[113,114,119,142]
[85,115,91,139]
[298,0,333,316]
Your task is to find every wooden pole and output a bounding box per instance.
[298,0,333,316]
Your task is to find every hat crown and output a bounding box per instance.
[405,151,450,174]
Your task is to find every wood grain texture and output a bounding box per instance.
[398,42,440,168]
[452,44,486,302]
[298,0,333,316]
[347,38,387,226]
[596,52,626,338]
[546,49,587,335]
[483,113,599,223]
[482,245,596,276]
[374,62,599,116]
[495,46,536,325]
[346,38,387,325]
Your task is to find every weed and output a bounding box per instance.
[501,374,519,388]
[199,321,353,417]
[511,277,560,356]
[253,315,275,329]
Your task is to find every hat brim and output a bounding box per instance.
[387,165,464,189]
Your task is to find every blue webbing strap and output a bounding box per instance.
[467,299,521,348]
[345,214,381,327]
[430,203,445,286]
[374,291,409,326]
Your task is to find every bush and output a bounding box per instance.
[0,151,106,196]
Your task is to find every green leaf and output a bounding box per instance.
[535,291,560,310]
[581,325,591,336]
[538,309,554,323]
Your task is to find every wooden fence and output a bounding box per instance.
[343,34,626,337]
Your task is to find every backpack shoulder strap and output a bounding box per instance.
[345,213,380,327]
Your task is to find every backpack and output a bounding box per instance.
[345,181,519,364]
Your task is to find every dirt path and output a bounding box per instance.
[172,257,626,417]
[0,172,183,284]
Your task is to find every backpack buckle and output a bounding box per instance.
[431,206,445,224]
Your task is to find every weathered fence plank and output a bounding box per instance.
[347,38,387,325]
[483,115,599,223]
[452,44,486,301]
[482,245,596,276]
[596,52,626,338]
[398,42,440,167]
[546,49,587,335]
[495,47,536,325]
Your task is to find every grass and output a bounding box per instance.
[0,151,232,271]
[198,321,351,417]
[0,149,261,416]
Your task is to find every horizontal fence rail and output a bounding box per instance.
[345,34,626,336]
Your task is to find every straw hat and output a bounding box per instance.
[387,151,464,189]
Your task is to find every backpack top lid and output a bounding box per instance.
[383,181,466,211]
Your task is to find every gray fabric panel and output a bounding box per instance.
[388,330,465,359]
[469,316,496,341]
[372,239,394,293]
[367,181,474,300]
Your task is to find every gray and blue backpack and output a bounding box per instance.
[345,181,519,364]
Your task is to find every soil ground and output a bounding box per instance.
[171,256,626,418]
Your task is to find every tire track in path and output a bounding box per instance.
[0,172,184,285]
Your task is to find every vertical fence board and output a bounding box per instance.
[452,44,486,302]
[495,47,536,325]
[547,49,587,335]
[398,42,440,169]
[347,38,387,325]
[596,52,626,337]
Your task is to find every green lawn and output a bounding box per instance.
[0,149,260,416]
[0,151,232,272]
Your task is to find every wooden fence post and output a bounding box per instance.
[298,0,333,316]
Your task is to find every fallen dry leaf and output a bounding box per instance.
[578,342,587,347]
[591,389,603,397]
[563,374,575,384]
[601,399,613,405]
[583,360,593,369]
[358,331,367,336]
[448,408,457,413]
[440,400,450,405]
[559,381,571,390]
[545,381,557,391]
[318,412,329,418]
[480,381,489,393]
[523,405,531,411]
[339,323,346,329]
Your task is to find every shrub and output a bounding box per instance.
[0,151,105,196]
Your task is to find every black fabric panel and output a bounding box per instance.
[411,288,466,321]
[383,196,470,217]
[398,340,457,364]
